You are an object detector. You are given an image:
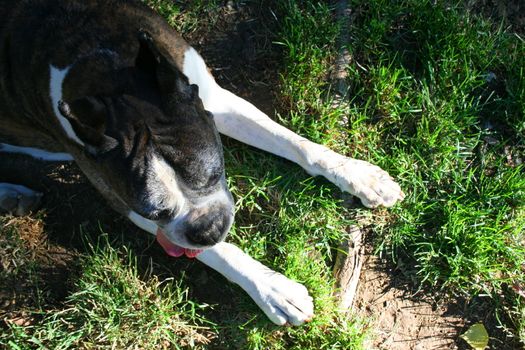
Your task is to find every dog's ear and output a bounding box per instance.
[58,98,118,156]
[136,30,198,103]
[135,31,158,77]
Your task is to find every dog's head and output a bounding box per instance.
[54,31,234,254]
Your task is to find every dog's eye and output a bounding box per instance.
[206,171,221,187]
[143,208,173,222]
[154,208,174,221]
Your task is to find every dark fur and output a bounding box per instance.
[0,0,233,246]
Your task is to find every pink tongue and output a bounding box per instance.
[156,229,202,258]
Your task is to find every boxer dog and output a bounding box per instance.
[0,0,404,325]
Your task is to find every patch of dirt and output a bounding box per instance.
[469,0,525,33]
[352,245,523,350]
[183,2,281,117]
[354,253,464,350]
[0,215,78,324]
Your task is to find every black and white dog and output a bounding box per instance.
[0,0,404,325]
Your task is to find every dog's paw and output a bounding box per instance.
[248,271,314,326]
[0,183,43,216]
[340,158,404,208]
[313,152,405,208]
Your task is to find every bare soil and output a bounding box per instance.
[355,253,464,350]
[353,245,524,350]
[0,1,523,349]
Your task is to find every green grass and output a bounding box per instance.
[340,0,525,342]
[230,0,525,345]
[1,233,213,349]
[221,148,368,349]
[1,0,524,348]
[144,0,220,34]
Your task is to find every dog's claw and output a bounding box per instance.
[248,271,314,326]
[314,153,405,208]
[348,160,405,208]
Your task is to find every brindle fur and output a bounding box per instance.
[0,0,232,242]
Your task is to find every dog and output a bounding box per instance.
[0,0,404,325]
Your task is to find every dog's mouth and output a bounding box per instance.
[156,228,203,258]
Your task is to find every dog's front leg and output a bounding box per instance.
[182,48,404,207]
[210,87,405,207]
[197,242,314,325]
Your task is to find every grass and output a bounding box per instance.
[340,0,525,338]
[1,229,212,349]
[221,150,368,349]
[1,0,524,348]
[225,0,525,345]
[0,216,50,314]
[144,0,220,34]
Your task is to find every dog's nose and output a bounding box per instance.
[184,204,233,246]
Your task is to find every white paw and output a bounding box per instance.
[343,159,405,208]
[0,183,43,216]
[314,152,405,208]
[248,270,314,326]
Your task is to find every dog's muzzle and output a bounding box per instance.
[157,198,234,258]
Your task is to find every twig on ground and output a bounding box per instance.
[333,225,366,310]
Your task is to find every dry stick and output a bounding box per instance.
[331,0,366,311]
[333,225,365,310]
[332,0,352,100]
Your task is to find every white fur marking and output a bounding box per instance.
[0,143,73,161]
[0,183,43,216]
[0,183,40,197]
[150,155,186,213]
[49,65,84,146]
[197,242,314,325]
[182,47,218,108]
[127,211,158,235]
[195,81,404,208]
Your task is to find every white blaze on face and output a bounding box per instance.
[49,65,85,146]
[149,155,186,215]
[127,156,191,246]
[127,210,158,234]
